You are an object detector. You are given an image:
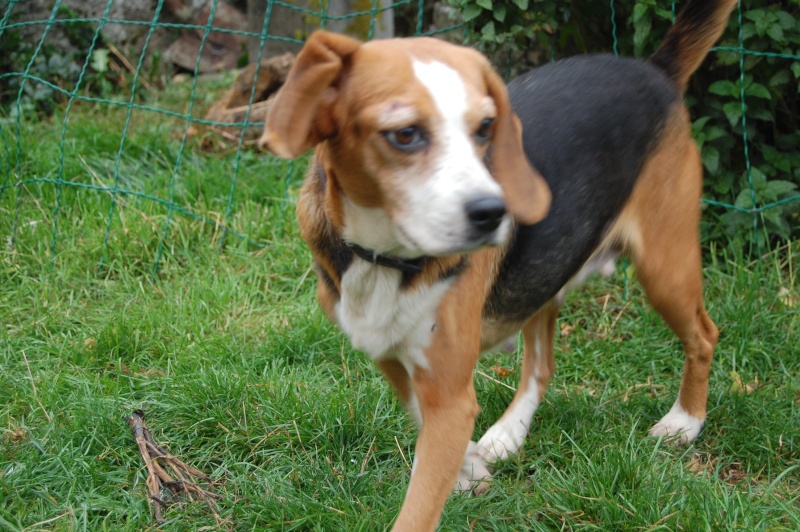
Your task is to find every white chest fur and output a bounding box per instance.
[335,259,453,369]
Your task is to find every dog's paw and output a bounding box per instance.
[454,441,493,496]
[648,402,705,444]
[476,422,526,462]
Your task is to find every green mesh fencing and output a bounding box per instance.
[1,0,798,279]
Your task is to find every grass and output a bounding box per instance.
[1,79,799,531]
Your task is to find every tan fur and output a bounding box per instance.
[619,107,719,419]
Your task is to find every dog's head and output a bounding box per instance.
[260,31,550,257]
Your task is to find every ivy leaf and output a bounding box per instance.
[767,23,784,41]
[746,82,772,100]
[633,3,649,23]
[493,3,507,22]
[744,9,766,23]
[762,209,790,238]
[750,108,774,122]
[751,166,767,189]
[709,80,737,97]
[776,10,795,30]
[481,20,496,41]
[765,180,798,197]
[705,126,728,142]
[692,116,711,132]
[476,0,492,10]
[741,22,756,41]
[702,146,720,174]
[734,188,754,210]
[654,7,673,20]
[754,14,771,37]
[512,0,528,9]
[711,172,732,195]
[462,4,483,22]
[762,146,793,172]
[770,70,790,86]
[723,101,743,127]
[633,13,651,55]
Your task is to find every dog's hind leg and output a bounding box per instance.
[635,236,718,443]
[475,301,559,466]
[636,230,718,443]
[623,117,719,444]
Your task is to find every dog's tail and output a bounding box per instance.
[649,0,738,93]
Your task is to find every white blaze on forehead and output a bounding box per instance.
[411,60,496,130]
[412,60,469,128]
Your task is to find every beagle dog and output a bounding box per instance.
[259,0,737,529]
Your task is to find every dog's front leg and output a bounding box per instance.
[391,313,482,531]
[392,365,478,531]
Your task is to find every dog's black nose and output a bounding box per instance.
[465,196,507,233]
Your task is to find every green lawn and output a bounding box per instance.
[1,83,798,530]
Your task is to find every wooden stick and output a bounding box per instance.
[128,410,223,526]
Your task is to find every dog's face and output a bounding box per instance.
[261,32,550,257]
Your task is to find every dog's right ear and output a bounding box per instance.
[259,31,362,159]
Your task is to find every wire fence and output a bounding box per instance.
[1,0,798,278]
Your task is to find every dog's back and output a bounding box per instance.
[485,0,737,323]
[486,57,678,321]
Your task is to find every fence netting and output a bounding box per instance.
[1,0,798,278]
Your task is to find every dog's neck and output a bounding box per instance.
[317,164,431,275]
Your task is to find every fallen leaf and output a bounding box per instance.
[489,365,511,378]
[778,286,796,308]
[687,452,718,476]
[729,370,758,395]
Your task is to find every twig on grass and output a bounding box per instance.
[22,351,51,422]
[127,410,224,527]
[395,435,410,470]
[106,43,155,92]
[360,436,376,475]
[22,511,69,530]
[476,369,516,392]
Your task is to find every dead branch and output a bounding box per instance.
[128,410,223,526]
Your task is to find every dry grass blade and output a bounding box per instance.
[128,410,224,526]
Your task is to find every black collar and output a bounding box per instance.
[347,243,425,274]
[316,164,428,275]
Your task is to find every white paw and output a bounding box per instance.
[648,402,705,444]
[454,441,493,496]
[476,422,526,463]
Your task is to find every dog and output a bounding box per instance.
[258,0,737,529]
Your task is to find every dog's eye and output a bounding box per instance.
[383,126,427,152]
[475,118,495,144]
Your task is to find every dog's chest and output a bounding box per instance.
[335,260,452,364]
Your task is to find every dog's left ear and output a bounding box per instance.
[483,63,551,225]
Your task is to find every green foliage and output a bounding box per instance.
[699,1,800,249]
[455,0,800,253]
[0,6,128,118]
[446,0,565,54]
